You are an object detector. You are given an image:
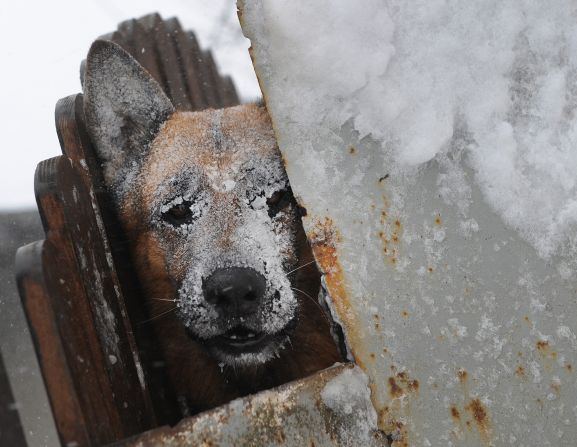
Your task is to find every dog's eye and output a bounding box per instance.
[266,188,292,217]
[162,201,193,226]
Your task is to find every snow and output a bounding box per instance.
[320,366,379,443]
[137,106,300,367]
[240,0,577,258]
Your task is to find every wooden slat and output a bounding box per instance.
[152,17,192,111]
[136,14,168,94]
[63,94,180,426]
[80,13,240,111]
[18,155,119,445]
[55,94,156,428]
[196,47,222,108]
[221,75,240,107]
[165,18,207,111]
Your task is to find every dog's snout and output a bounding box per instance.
[203,267,266,315]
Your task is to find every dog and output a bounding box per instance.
[83,40,341,414]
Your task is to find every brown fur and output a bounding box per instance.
[120,106,341,414]
[83,41,342,416]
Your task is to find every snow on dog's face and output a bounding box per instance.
[138,107,300,366]
[83,41,300,367]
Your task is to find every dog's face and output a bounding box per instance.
[138,108,300,366]
[83,41,301,368]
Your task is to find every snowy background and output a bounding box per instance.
[0,0,259,210]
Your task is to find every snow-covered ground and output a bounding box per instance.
[0,0,259,210]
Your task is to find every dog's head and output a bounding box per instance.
[84,41,302,367]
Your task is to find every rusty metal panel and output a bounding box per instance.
[118,364,386,447]
[239,2,577,446]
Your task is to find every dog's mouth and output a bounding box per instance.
[217,326,267,349]
[186,318,297,365]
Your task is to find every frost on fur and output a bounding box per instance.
[83,40,174,200]
[83,38,309,369]
[132,106,301,367]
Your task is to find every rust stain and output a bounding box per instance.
[388,377,404,399]
[395,371,419,394]
[377,410,409,447]
[536,339,557,367]
[308,217,362,366]
[550,382,561,398]
[450,405,461,421]
[435,216,442,225]
[348,146,356,154]
[465,398,491,442]
[401,310,409,318]
[378,203,402,264]
[566,363,573,372]
[369,353,376,360]
[457,368,468,384]
[515,365,526,378]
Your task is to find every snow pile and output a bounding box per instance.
[240,0,577,258]
[320,366,379,442]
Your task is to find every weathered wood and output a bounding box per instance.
[17,238,92,446]
[56,95,156,428]
[66,94,181,426]
[18,13,243,445]
[166,18,207,110]
[0,349,27,446]
[82,13,239,111]
[15,99,157,445]
[153,17,192,111]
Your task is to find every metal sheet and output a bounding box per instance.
[239,3,577,446]
[118,364,386,447]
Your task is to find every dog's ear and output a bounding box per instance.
[83,40,174,196]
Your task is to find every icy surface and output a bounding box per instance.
[241,2,577,445]
[241,0,577,258]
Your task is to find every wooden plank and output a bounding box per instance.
[202,50,226,108]
[136,13,168,93]
[0,349,28,446]
[60,94,179,427]
[18,154,119,445]
[165,18,206,111]
[152,18,192,111]
[220,75,240,107]
[185,33,219,108]
[55,95,156,430]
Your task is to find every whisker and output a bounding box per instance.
[150,298,177,302]
[286,259,317,275]
[286,251,338,276]
[290,287,331,325]
[137,307,177,325]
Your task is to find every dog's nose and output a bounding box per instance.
[203,267,266,316]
